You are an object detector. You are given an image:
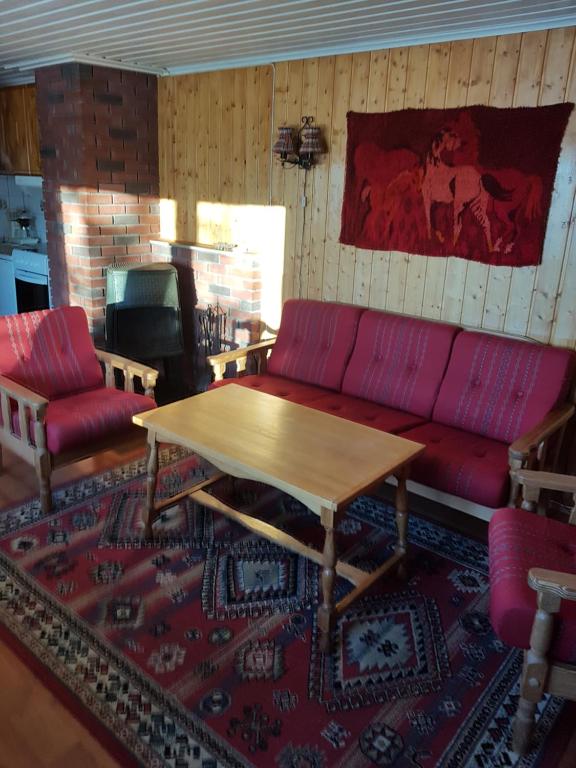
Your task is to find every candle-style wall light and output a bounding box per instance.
[272,116,325,170]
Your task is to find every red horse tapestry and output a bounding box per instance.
[340,104,573,266]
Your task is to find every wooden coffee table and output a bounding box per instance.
[133,384,425,651]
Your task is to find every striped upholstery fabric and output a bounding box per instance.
[402,421,511,507]
[44,389,156,454]
[433,332,575,443]
[267,299,364,391]
[0,307,103,398]
[489,507,576,663]
[342,311,459,417]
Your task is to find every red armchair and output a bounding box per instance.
[0,306,158,513]
[489,470,576,755]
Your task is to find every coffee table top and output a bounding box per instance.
[133,384,425,515]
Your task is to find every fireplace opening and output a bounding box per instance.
[105,262,187,402]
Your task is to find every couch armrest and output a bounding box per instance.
[95,349,159,400]
[207,338,276,382]
[0,374,48,451]
[509,404,575,464]
[507,404,574,507]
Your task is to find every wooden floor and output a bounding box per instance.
[0,442,487,767]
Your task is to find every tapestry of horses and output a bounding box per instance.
[340,103,573,266]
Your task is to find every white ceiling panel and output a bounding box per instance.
[0,0,575,86]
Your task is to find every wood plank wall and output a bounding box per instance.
[158,27,576,348]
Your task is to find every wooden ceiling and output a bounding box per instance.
[1,0,575,86]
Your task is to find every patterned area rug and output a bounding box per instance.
[0,449,573,768]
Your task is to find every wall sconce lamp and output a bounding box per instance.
[272,116,325,170]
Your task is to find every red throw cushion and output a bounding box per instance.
[0,307,104,399]
[433,331,575,443]
[43,388,156,454]
[342,311,459,417]
[401,421,510,507]
[489,507,576,663]
[305,391,427,433]
[267,299,363,391]
[210,375,330,404]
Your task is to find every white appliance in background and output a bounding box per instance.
[14,175,43,189]
[12,249,51,314]
[0,251,17,316]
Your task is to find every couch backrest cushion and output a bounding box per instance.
[0,306,104,399]
[342,311,460,417]
[433,331,575,443]
[267,299,364,390]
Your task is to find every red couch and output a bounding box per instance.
[208,299,575,519]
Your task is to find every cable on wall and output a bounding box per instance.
[268,62,276,207]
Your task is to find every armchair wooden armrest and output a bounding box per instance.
[95,349,159,399]
[514,469,576,495]
[529,568,576,601]
[0,374,48,458]
[207,338,277,382]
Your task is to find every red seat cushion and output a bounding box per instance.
[43,388,156,454]
[305,391,427,433]
[210,375,330,404]
[0,307,104,398]
[489,507,576,663]
[342,311,459,418]
[401,421,510,507]
[433,331,575,443]
[267,299,363,391]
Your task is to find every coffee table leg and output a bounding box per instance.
[145,430,159,539]
[394,467,409,578]
[318,510,336,652]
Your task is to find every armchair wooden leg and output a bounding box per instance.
[0,444,3,472]
[512,590,559,755]
[35,451,52,515]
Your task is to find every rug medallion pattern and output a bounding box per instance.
[0,450,572,767]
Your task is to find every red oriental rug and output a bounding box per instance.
[340,104,574,266]
[0,447,574,767]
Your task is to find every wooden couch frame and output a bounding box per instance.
[0,349,158,514]
[207,336,575,520]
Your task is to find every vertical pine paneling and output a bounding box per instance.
[366,50,390,310]
[384,48,409,313]
[481,34,522,332]
[158,25,576,349]
[323,55,352,302]
[420,43,451,319]
[402,44,431,317]
[440,39,474,324]
[503,31,548,337]
[527,27,576,342]
[460,36,497,328]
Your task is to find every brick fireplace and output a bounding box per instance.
[35,63,160,341]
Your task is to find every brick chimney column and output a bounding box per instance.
[36,63,160,340]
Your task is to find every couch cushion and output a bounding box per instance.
[306,391,427,433]
[342,311,459,417]
[0,306,104,399]
[210,375,331,404]
[401,421,510,507]
[433,331,575,443]
[489,507,576,663]
[267,299,364,391]
[42,387,156,454]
